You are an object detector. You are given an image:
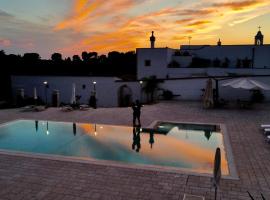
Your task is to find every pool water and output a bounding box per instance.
[0,120,229,175]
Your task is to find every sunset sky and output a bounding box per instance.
[0,0,270,58]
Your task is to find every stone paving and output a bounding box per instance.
[0,101,270,199]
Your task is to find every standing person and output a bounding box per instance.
[132,100,143,126]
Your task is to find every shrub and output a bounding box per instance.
[251,90,264,103]
[162,90,174,100]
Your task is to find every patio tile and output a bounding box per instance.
[0,101,270,199]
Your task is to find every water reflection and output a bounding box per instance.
[132,126,141,152]
[149,130,155,148]
[204,130,212,140]
[73,123,77,136]
[94,124,97,136]
[35,120,38,132]
[77,123,229,174]
[46,121,49,135]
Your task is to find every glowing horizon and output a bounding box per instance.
[0,0,270,58]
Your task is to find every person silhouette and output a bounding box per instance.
[132,126,141,152]
[73,123,77,136]
[132,100,143,126]
[149,130,154,148]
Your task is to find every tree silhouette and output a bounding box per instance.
[51,53,63,62]
[142,76,161,103]
[72,55,81,62]
[82,51,90,62]
[23,53,40,62]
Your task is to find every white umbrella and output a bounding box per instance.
[203,79,214,108]
[70,83,76,104]
[33,87,38,100]
[222,78,270,90]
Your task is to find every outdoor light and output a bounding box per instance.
[43,81,49,106]
[46,130,50,135]
[93,81,97,85]
[139,81,143,102]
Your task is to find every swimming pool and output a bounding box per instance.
[0,120,230,175]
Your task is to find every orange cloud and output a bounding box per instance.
[175,18,193,24]
[187,20,212,27]
[212,0,265,11]
[55,0,102,31]
[54,0,270,55]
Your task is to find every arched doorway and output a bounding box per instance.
[118,85,133,107]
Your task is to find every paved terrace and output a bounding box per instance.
[0,101,270,200]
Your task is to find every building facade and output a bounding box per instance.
[137,30,270,79]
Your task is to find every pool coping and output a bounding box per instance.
[0,119,239,180]
[148,120,239,180]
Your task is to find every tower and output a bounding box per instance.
[217,38,222,46]
[150,31,155,48]
[255,26,264,45]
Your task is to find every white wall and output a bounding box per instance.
[137,48,175,79]
[166,68,270,78]
[180,45,270,68]
[160,77,270,101]
[137,46,270,79]
[11,76,141,107]
[11,75,270,107]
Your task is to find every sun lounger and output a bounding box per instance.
[261,125,270,129]
[266,135,270,143]
[61,105,73,112]
[183,194,205,200]
[263,128,270,135]
[34,106,46,112]
[21,105,35,112]
[79,104,90,111]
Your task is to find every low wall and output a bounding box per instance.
[11,75,270,108]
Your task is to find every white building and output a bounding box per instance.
[10,30,270,106]
[137,30,270,79]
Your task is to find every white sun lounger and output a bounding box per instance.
[264,128,270,132]
[61,105,73,112]
[266,135,270,143]
[261,125,270,129]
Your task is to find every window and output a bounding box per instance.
[145,60,151,67]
